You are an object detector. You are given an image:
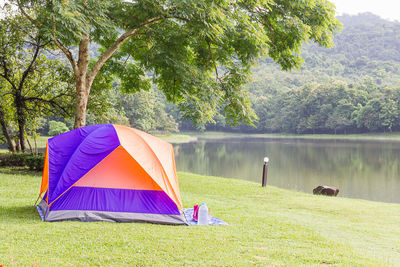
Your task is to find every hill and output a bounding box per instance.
[198,13,400,134]
[249,13,400,96]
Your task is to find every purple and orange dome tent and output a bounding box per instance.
[36,124,186,224]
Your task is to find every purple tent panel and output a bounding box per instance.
[48,124,120,203]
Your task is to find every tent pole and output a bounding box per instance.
[34,194,41,206]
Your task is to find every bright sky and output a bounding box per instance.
[331,0,400,21]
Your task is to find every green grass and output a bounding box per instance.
[1,168,400,266]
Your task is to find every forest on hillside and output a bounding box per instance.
[206,13,400,134]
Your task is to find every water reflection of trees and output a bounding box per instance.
[174,139,400,203]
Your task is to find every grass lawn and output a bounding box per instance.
[1,168,400,266]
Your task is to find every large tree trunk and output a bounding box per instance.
[15,138,21,152]
[15,92,26,152]
[74,79,89,128]
[73,36,90,129]
[0,107,15,152]
[17,116,26,152]
[25,131,33,153]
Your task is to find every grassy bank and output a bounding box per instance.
[154,133,197,144]
[1,168,399,266]
[186,131,400,142]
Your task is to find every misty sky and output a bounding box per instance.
[331,0,400,21]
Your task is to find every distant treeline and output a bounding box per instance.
[196,80,400,134]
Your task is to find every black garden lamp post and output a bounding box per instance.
[262,157,269,187]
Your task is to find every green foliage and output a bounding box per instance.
[0,153,27,167]
[24,153,45,171]
[0,152,44,171]
[83,86,178,133]
[118,88,179,132]
[185,13,400,134]
[16,0,340,126]
[198,79,400,134]
[0,10,74,151]
[48,120,69,136]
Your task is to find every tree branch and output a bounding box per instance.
[16,0,40,29]
[24,96,70,116]
[0,56,18,92]
[24,40,51,48]
[54,39,78,75]
[51,14,78,75]
[207,40,219,81]
[86,17,166,90]
[18,36,41,92]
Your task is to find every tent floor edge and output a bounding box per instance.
[36,200,46,221]
[36,201,187,225]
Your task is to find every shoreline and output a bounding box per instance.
[182,131,400,142]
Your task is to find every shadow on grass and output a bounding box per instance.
[0,167,42,177]
[0,205,41,222]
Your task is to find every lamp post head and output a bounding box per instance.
[264,157,269,163]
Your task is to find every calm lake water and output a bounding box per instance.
[174,136,400,203]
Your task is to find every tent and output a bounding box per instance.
[36,124,186,225]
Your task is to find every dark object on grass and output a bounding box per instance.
[313,186,339,196]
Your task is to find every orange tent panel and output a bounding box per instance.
[114,125,183,209]
[40,143,49,201]
[75,145,162,191]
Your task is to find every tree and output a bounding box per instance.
[330,99,355,134]
[354,99,382,131]
[0,80,15,152]
[0,11,72,151]
[15,0,341,128]
[119,88,178,132]
[48,120,69,136]
[380,95,399,132]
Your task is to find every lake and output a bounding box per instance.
[174,136,400,203]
